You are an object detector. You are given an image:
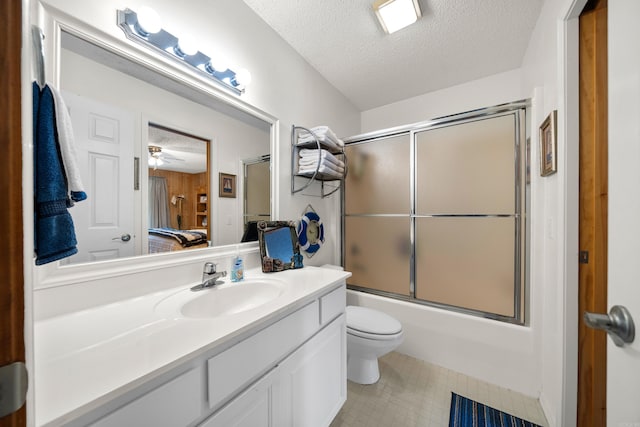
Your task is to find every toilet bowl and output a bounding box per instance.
[346,305,404,385]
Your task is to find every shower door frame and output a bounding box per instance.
[342,100,530,325]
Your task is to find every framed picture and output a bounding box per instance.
[539,110,557,177]
[219,173,236,198]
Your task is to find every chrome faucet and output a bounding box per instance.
[191,262,227,291]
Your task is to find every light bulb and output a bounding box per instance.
[174,36,199,57]
[234,68,252,87]
[135,6,162,36]
[148,157,164,167]
[208,56,228,73]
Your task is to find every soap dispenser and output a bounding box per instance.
[231,255,244,282]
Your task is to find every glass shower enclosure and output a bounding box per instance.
[343,101,529,323]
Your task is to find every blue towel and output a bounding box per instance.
[33,82,79,265]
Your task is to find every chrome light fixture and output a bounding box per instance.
[373,0,422,34]
[117,8,252,95]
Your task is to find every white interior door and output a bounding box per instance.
[63,92,136,263]
[606,0,640,423]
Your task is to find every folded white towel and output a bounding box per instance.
[300,161,344,174]
[298,163,344,179]
[299,155,345,173]
[299,156,345,170]
[298,149,345,168]
[298,126,344,148]
[51,87,86,202]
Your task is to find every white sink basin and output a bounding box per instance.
[156,279,286,319]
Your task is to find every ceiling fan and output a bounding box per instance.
[148,145,185,168]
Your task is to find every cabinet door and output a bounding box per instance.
[275,314,346,427]
[200,367,278,427]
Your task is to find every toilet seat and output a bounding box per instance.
[346,306,402,340]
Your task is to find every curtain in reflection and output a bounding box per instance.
[149,176,170,228]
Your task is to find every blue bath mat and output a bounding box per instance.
[449,392,542,427]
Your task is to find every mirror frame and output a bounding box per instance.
[257,221,303,273]
[34,2,280,289]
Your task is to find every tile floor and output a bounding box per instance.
[330,352,548,427]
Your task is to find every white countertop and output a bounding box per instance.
[34,266,350,426]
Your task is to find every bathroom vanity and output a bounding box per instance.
[34,266,350,427]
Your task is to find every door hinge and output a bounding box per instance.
[0,362,28,417]
[579,250,589,264]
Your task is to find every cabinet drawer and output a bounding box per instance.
[90,368,203,427]
[207,300,319,410]
[200,367,278,427]
[320,285,345,325]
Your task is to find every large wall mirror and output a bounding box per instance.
[42,13,278,273]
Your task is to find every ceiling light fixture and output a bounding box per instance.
[117,8,252,95]
[373,0,422,34]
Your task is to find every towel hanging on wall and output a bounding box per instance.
[33,82,86,265]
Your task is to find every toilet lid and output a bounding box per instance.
[346,306,402,335]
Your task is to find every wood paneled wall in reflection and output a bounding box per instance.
[150,169,207,229]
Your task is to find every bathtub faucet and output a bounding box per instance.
[191,262,227,291]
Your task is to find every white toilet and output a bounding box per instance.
[346,305,404,385]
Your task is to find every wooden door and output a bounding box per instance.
[0,0,27,425]
[578,0,607,424]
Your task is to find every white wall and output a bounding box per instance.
[520,0,585,425]
[360,68,523,133]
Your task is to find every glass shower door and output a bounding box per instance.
[414,114,522,317]
[344,134,411,296]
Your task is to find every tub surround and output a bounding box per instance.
[346,290,539,399]
[34,266,350,426]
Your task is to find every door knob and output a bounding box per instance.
[584,305,635,347]
[112,233,132,242]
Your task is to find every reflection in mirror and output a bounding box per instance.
[258,221,303,273]
[242,155,270,242]
[148,123,210,254]
[58,30,272,265]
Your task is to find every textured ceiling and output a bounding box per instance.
[242,0,543,111]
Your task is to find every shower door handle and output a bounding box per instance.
[584,305,635,347]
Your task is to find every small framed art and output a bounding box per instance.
[219,173,236,198]
[539,110,557,177]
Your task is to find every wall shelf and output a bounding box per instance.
[195,192,208,228]
[291,125,346,198]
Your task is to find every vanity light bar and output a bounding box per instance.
[117,8,250,95]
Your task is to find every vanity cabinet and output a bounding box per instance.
[80,283,346,427]
[200,367,277,427]
[202,315,345,427]
[275,313,346,427]
[203,285,346,427]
